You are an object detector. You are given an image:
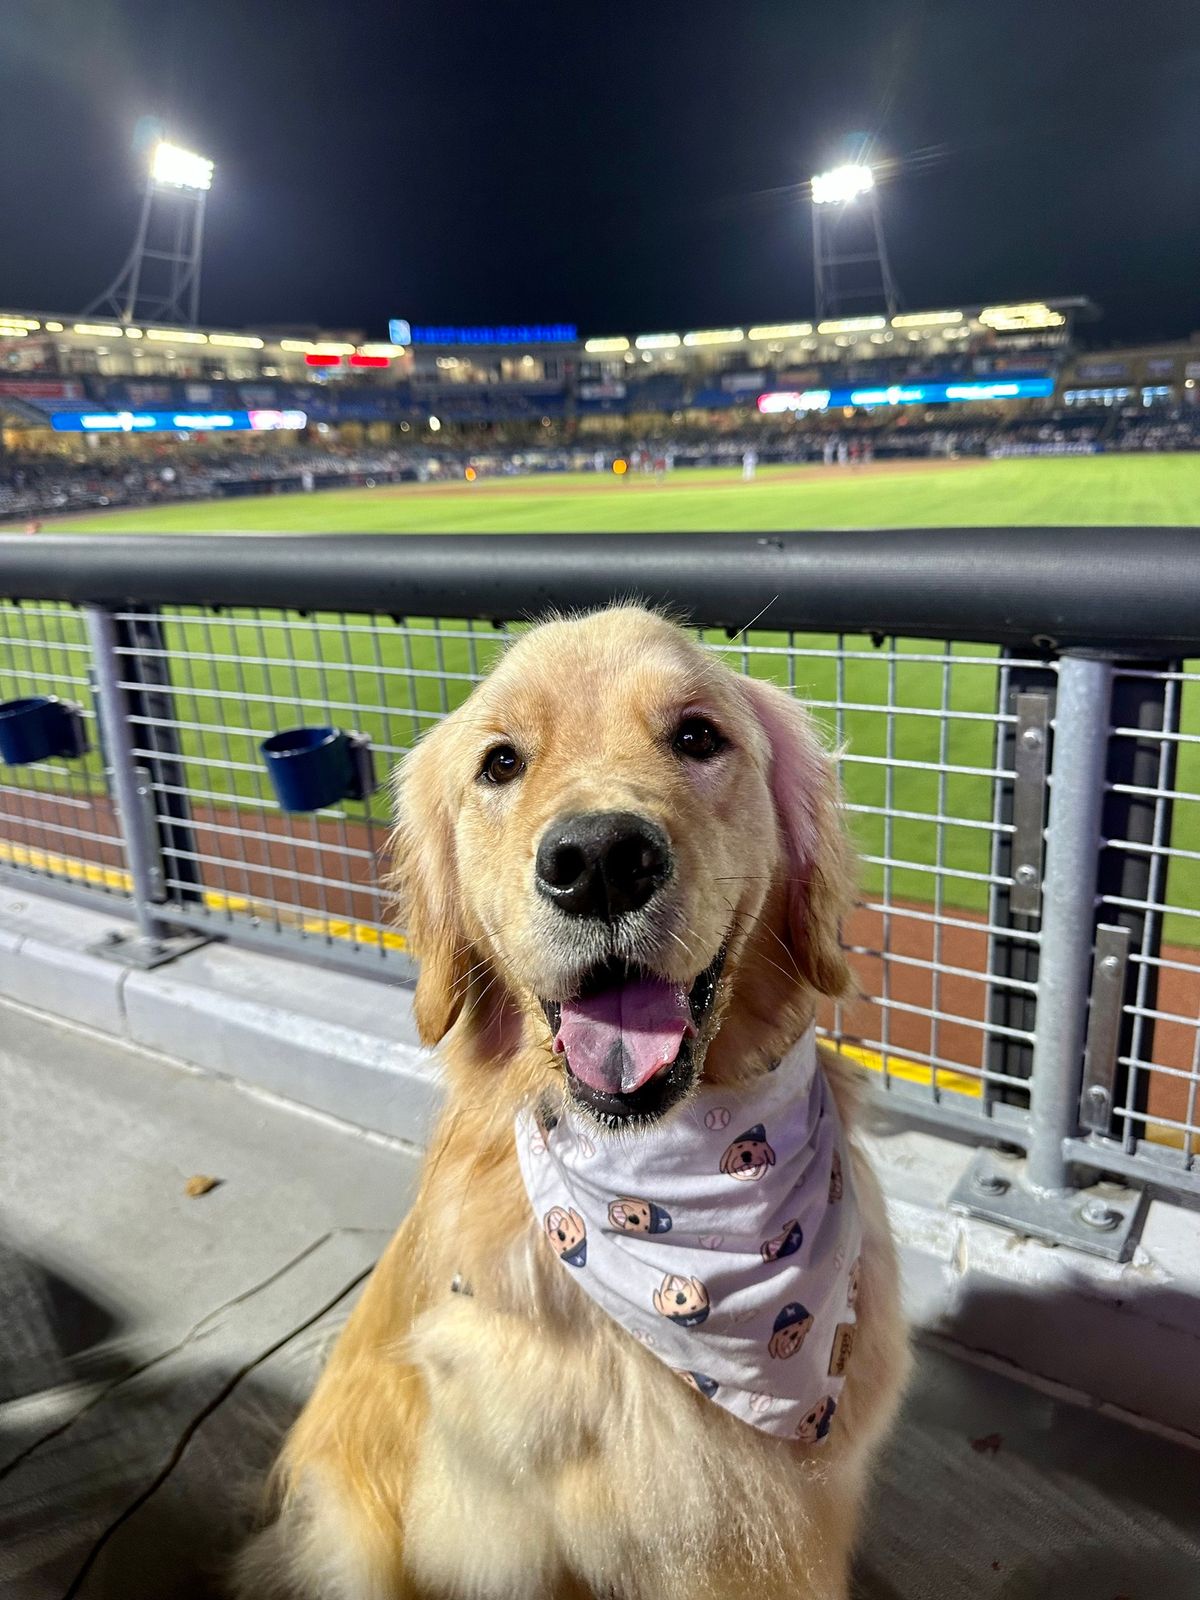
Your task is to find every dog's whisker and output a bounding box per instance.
[712,874,809,883]
[723,897,805,981]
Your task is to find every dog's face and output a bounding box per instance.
[608,1196,672,1235]
[795,1395,836,1443]
[768,1303,814,1360]
[393,606,850,1126]
[719,1125,776,1181]
[676,1369,720,1399]
[543,1206,587,1267]
[760,1219,804,1264]
[653,1274,711,1327]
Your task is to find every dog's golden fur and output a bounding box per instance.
[237,607,909,1599]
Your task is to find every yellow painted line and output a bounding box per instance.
[0,840,406,950]
[1141,1121,1193,1153]
[835,1040,983,1099]
[0,839,1187,1150]
[0,839,133,892]
[836,1043,1186,1152]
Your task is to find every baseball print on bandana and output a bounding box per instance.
[515,1025,862,1443]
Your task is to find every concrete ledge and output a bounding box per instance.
[0,889,129,1035]
[861,1122,1200,1442]
[1,885,1198,1443]
[0,886,441,1147]
[123,940,441,1145]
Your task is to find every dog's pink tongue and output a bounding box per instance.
[555,977,696,1095]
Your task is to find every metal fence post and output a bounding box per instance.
[951,651,1147,1256]
[1024,654,1113,1192]
[83,604,205,964]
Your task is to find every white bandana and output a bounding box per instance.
[515,1026,862,1442]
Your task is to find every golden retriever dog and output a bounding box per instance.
[237,605,908,1599]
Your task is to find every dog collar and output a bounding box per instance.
[515,1026,862,1442]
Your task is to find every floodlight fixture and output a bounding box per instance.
[810,158,898,320]
[811,164,874,206]
[85,132,213,325]
[151,141,214,191]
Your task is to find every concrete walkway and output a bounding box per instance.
[2,1001,1198,1600]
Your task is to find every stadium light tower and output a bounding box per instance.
[810,160,900,322]
[85,138,214,327]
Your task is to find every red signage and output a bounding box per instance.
[0,379,83,401]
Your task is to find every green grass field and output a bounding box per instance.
[58,453,1200,536]
[4,453,1193,945]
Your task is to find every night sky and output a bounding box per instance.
[3,0,1198,344]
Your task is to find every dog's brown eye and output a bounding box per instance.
[481,744,524,785]
[673,716,725,761]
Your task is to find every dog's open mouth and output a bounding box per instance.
[541,946,725,1124]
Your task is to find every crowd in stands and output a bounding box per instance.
[1,405,1196,521]
[1110,408,1200,452]
[0,445,419,521]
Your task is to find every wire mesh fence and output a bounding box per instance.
[0,558,1195,1194]
[111,608,512,962]
[1100,663,1200,1173]
[702,630,1047,1127]
[0,600,130,900]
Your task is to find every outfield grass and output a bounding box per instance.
[5,453,1192,946]
[60,453,1200,536]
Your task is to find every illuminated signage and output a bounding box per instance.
[747,323,813,341]
[408,324,577,345]
[682,328,744,346]
[978,303,1066,331]
[757,376,1053,413]
[51,409,307,433]
[388,319,412,346]
[890,310,963,329]
[757,390,831,413]
[247,409,308,430]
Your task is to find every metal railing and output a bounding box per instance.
[1,530,1197,1247]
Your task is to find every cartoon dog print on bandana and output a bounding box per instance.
[677,1369,720,1399]
[607,1196,673,1235]
[768,1301,814,1360]
[760,1218,804,1263]
[515,1026,862,1441]
[653,1273,711,1327]
[719,1124,776,1181]
[796,1395,837,1443]
[543,1206,587,1267]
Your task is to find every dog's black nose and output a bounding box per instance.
[536,811,670,920]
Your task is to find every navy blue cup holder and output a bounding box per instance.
[260,726,377,813]
[0,696,89,765]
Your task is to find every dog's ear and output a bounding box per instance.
[738,674,854,998]
[391,726,472,1044]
